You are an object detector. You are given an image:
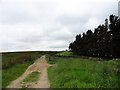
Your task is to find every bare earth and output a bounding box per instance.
[7,55,51,88]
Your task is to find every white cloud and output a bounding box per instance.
[0,0,118,52]
[85,18,101,30]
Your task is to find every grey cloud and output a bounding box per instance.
[56,14,91,35]
[48,31,73,40]
[2,12,37,24]
[48,44,67,49]
[0,0,118,52]
[20,35,43,43]
[1,1,59,25]
[57,15,89,26]
[2,5,37,24]
[48,41,68,49]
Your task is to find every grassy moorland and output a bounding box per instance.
[47,52,120,88]
[2,51,58,69]
[2,51,120,88]
[2,51,58,88]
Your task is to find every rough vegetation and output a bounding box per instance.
[2,61,32,88]
[56,51,74,56]
[48,56,120,88]
[2,51,58,88]
[2,51,58,69]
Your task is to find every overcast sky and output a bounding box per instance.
[0,0,119,52]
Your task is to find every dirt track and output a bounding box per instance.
[7,55,51,88]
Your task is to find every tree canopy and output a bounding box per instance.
[69,15,120,58]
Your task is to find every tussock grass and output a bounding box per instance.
[48,56,120,88]
[23,71,40,83]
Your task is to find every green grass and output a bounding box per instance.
[56,51,74,56]
[23,71,40,83]
[48,56,120,88]
[2,51,59,69]
[2,51,58,88]
[2,61,33,88]
[46,55,58,64]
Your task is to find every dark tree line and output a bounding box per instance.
[69,15,120,58]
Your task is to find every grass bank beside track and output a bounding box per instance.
[47,56,120,88]
[2,61,33,88]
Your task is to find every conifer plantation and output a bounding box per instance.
[69,15,120,58]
